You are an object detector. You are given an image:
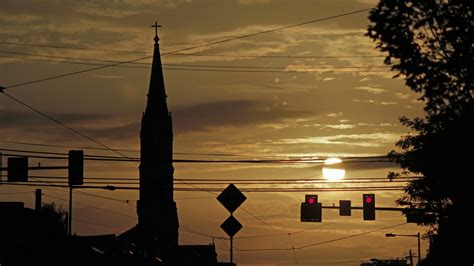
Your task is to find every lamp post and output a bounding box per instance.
[385,232,421,265]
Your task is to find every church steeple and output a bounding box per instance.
[138,22,179,251]
[146,21,168,115]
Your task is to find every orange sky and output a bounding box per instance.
[0,0,428,265]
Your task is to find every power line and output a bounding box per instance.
[0,54,391,74]
[2,55,152,90]
[0,152,392,163]
[166,52,385,59]
[288,233,299,266]
[26,181,136,206]
[234,222,335,240]
[0,147,390,160]
[73,217,128,231]
[295,222,407,250]
[0,175,415,184]
[0,92,131,159]
[0,148,391,163]
[0,41,148,54]
[159,8,374,55]
[333,243,420,265]
[0,8,377,163]
[237,222,407,252]
[43,193,136,219]
[0,139,247,157]
[0,50,389,69]
[0,43,383,59]
[0,182,406,192]
[1,7,374,91]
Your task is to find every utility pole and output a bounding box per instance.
[35,189,42,212]
[68,185,73,236]
[67,150,84,237]
[417,232,421,266]
[386,232,422,265]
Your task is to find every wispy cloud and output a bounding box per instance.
[352,99,397,106]
[355,86,387,94]
[273,132,400,147]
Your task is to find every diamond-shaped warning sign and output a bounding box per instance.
[220,215,242,238]
[217,184,247,213]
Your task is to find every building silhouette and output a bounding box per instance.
[138,23,179,250]
[118,25,227,265]
[121,22,179,258]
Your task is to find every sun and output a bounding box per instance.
[322,158,345,181]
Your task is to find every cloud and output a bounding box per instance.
[83,121,140,141]
[322,124,356,130]
[273,132,400,148]
[172,100,314,134]
[0,110,110,127]
[394,92,411,99]
[355,86,387,94]
[0,109,141,143]
[327,112,343,118]
[352,99,397,106]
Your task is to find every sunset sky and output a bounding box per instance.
[0,0,428,265]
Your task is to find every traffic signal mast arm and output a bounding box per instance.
[322,205,404,211]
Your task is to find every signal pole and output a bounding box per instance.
[68,185,73,236]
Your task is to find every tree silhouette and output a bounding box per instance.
[42,202,68,233]
[367,1,473,264]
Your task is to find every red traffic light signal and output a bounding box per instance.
[305,195,318,205]
[364,196,373,204]
[363,194,375,221]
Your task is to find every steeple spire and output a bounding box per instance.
[145,21,168,114]
[151,21,161,43]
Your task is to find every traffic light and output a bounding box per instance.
[301,194,322,222]
[68,150,84,186]
[363,194,375,220]
[7,157,28,182]
[305,194,318,205]
[339,200,351,216]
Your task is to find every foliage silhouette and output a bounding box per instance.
[367,0,473,264]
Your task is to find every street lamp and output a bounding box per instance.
[385,232,421,265]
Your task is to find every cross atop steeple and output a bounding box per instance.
[151,21,161,43]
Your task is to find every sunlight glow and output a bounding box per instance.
[322,158,345,181]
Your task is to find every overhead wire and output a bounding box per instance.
[236,222,408,252]
[0,139,246,157]
[0,54,391,74]
[1,7,374,91]
[0,8,379,164]
[0,148,392,163]
[0,42,383,59]
[0,50,389,70]
[0,182,406,191]
[42,193,136,219]
[0,174,416,184]
[0,41,148,54]
[288,233,299,266]
[0,93,131,159]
